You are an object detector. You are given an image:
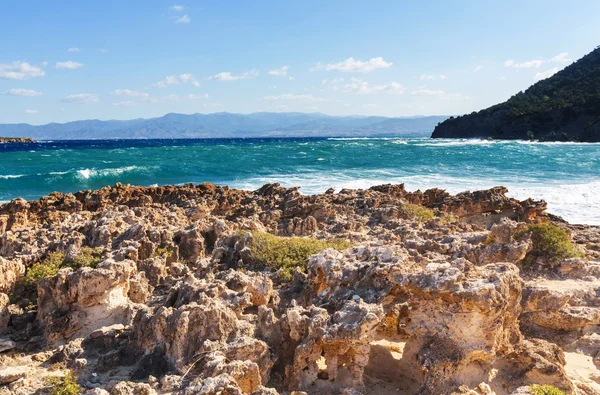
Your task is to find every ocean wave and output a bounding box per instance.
[76,166,148,180]
[327,137,407,141]
[0,174,25,179]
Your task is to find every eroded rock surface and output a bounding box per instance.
[0,182,598,394]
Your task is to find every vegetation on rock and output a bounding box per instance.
[403,203,435,222]
[530,384,567,395]
[515,222,581,266]
[46,372,81,395]
[249,231,352,281]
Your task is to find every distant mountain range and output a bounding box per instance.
[432,46,600,142]
[0,112,449,140]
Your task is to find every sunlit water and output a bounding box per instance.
[1,137,599,225]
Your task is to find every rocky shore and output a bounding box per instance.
[0,182,599,394]
[0,137,34,144]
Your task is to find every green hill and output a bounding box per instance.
[432,47,600,142]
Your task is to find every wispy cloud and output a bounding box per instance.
[24,109,38,114]
[112,89,149,98]
[0,61,45,80]
[67,47,80,52]
[175,14,190,24]
[209,69,259,81]
[56,61,84,70]
[420,74,446,81]
[338,78,405,94]
[504,59,543,68]
[473,66,482,72]
[505,52,572,69]
[152,74,200,88]
[412,89,446,96]
[267,66,289,77]
[2,88,43,97]
[142,93,208,103]
[112,101,136,107]
[263,93,328,102]
[170,5,184,11]
[61,93,99,103]
[534,67,559,81]
[314,57,392,73]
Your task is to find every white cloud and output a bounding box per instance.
[534,67,559,81]
[175,14,190,23]
[113,101,136,107]
[42,61,48,66]
[112,89,149,98]
[505,52,572,70]
[68,47,80,52]
[56,61,84,70]
[315,57,393,73]
[143,93,209,103]
[98,49,108,53]
[550,52,571,63]
[439,75,447,80]
[504,59,543,68]
[420,74,435,80]
[61,93,99,103]
[170,5,184,11]
[411,89,446,96]
[209,69,259,81]
[288,76,294,81]
[339,78,406,94]
[263,93,328,102]
[152,74,200,88]
[24,109,38,114]
[267,66,289,76]
[2,88,43,97]
[473,66,482,72]
[0,61,45,80]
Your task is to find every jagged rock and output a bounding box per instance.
[0,366,28,385]
[37,260,136,342]
[0,293,9,335]
[0,183,597,394]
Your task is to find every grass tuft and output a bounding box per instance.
[515,222,582,267]
[248,231,352,281]
[403,203,435,222]
[530,384,566,395]
[46,371,81,395]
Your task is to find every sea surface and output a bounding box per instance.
[1,137,599,225]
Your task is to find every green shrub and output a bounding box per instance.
[153,246,174,258]
[249,232,352,281]
[12,247,103,304]
[64,247,103,269]
[46,371,81,395]
[515,222,581,266]
[21,252,65,287]
[439,214,460,224]
[403,204,435,222]
[530,384,566,395]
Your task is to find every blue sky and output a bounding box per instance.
[1,0,599,125]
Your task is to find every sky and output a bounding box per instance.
[0,0,599,125]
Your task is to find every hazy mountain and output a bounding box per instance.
[0,112,448,140]
[432,46,600,142]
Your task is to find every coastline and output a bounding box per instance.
[0,182,599,393]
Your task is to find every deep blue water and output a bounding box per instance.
[1,137,599,224]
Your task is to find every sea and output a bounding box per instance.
[1,137,599,225]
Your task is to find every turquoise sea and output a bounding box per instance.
[1,137,599,225]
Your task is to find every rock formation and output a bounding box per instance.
[0,182,598,394]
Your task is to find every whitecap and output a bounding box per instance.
[0,174,25,179]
